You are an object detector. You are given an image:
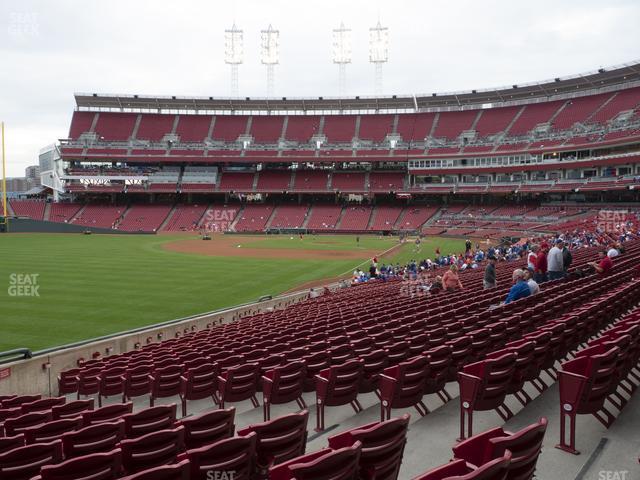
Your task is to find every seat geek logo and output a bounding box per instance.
[8,274,40,297]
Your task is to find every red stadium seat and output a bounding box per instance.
[81,402,132,426]
[51,399,94,420]
[315,359,364,431]
[3,411,52,436]
[122,364,153,403]
[1,394,41,408]
[458,353,517,439]
[179,431,257,480]
[379,356,429,421]
[34,449,122,480]
[556,345,620,454]
[327,414,410,480]
[23,417,84,444]
[0,434,25,455]
[57,369,80,396]
[118,459,190,480]
[122,404,176,438]
[217,363,261,409]
[61,420,125,458]
[175,408,235,450]
[20,396,66,414]
[269,441,362,480]
[237,410,309,477]
[0,440,64,480]
[452,418,548,480]
[262,361,307,421]
[150,365,184,407]
[120,426,185,474]
[411,451,512,480]
[179,362,219,416]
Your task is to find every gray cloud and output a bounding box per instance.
[1,0,639,176]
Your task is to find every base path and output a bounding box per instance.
[162,235,386,261]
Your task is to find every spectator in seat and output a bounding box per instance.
[562,243,573,274]
[607,244,620,258]
[534,243,548,283]
[590,250,613,275]
[504,269,531,304]
[527,244,538,270]
[483,255,497,290]
[523,267,540,295]
[547,239,565,281]
[442,264,463,291]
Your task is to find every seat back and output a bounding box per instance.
[123,365,153,399]
[328,414,410,480]
[424,346,452,394]
[24,417,84,444]
[263,362,306,404]
[413,451,511,480]
[175,408,235,450]
[4,411,53,436]
[62,420,125,458]
[461,353,517,410]
[151,365,184,399]
[186,431,257,480]
[0,434,25,455]
[182,363,218,400]
[1,394,41,408]
[58,369,80,395]
[381,357,428,409]
[82,402,133,426]
[38,449,122,480]
[489,418,547,480]
[237,410,309,473]
[118,459,190,480]
[99,367,126,397]
[219,363,260,402]
[123,404,177,438]
[319,359,363,406]
[288,441,362,480]
[0,440,64,480]
[52,399,94,420]
[120,426,185,474]
[21,397,66,414]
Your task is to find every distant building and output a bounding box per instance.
[25,165,41,186]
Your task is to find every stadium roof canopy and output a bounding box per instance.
[75,60,640,114]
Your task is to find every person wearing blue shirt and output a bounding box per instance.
[504,269,531,304]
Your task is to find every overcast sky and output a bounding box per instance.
[0,0,639,177]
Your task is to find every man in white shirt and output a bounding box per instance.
[607,245,620,258]
[547,239,565,280]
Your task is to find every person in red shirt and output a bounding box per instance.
[590,250,613,275]
[534,244,548,283]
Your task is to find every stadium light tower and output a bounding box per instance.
[369,20,389,95]
[332,22,352,96]
[224,23,243,97]
[260,24,280,96]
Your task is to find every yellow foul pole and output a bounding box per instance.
[1,122,6,223]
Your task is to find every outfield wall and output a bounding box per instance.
[0,289,314,397]
[1,218,153,234]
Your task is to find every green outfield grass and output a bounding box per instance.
[0,233,466,352]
